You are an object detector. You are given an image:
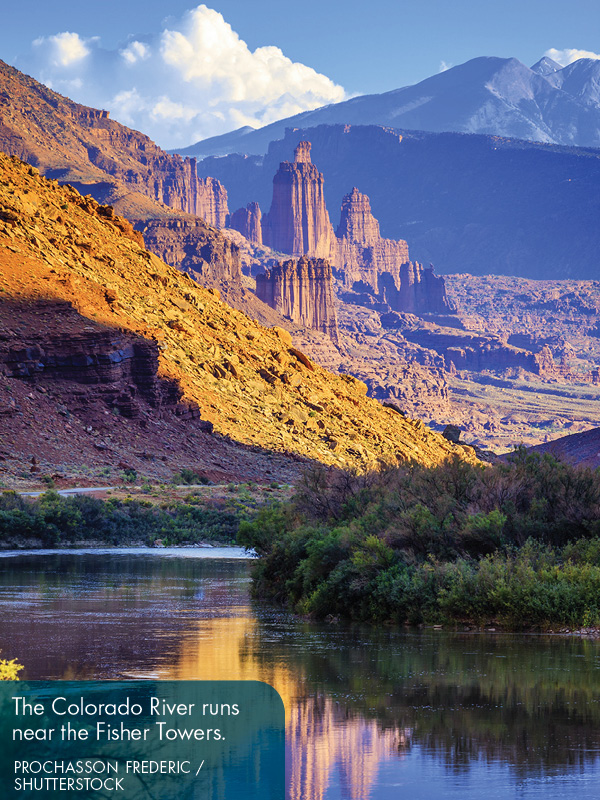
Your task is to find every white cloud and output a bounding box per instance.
[439,60,452,73]
[120,41,150,65]
[544,47,600,66]
[18,4,346,148]
[33,31,90,68]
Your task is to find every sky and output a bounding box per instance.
[1,0,600,148]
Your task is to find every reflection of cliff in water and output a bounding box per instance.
[158,614,402,800]
[245,623,600,781]
[158,606,600,795]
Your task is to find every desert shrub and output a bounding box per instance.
[171,468,210,485]
[240,452,600,627]
[0,491,241,546]
[0,652,23,680]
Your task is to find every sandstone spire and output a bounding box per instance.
[261,142,335,258]
[336,187,381,245]
[229,202,263,245]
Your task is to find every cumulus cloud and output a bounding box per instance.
[544,47,600,66]
[18,4,346,148]
[32,31,91,68]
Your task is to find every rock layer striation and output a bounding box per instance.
[256,257,340,344]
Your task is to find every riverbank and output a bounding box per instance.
[239,450,600,630]
[0,481,289,548]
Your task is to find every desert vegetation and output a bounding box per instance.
[239,449,600,628]
[0,491,242,547]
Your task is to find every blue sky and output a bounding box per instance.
[1,1,599,146]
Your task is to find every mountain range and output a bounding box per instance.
[179,55,600,158]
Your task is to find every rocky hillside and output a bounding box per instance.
[0,152,471,486]
[0,59,256,291]
[0,59,228,227]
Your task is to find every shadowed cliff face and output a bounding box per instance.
[229,202,263,245]
[256,257,340,345]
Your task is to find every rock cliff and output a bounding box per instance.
[141,217,242,287]
[256,257,340,345]
[0,59,228,228]
[262,142,335,258]
[334,188,409,289]
[379,262,453,315]
[229,202,262,245]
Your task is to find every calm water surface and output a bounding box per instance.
[1,549,600,799]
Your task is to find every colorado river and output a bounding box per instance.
[1,549,600,799]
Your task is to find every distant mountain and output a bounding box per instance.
[177,56,600,158]
[197,123,600,280]
[530,56,562,77]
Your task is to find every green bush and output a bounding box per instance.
[0,491,241,546]
[239,451,600,628]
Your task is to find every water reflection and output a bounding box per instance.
[1,551,600,799]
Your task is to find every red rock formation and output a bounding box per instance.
[259,145,452,318]
[336,187,381,246]
[2,326,201,421]
[256,257,340,345]
[229,202,262,245]
[0,59,228,228]
[334,188,410,292]
[379,262,453,315]
[142,217,242,286]
[262,142,335,258]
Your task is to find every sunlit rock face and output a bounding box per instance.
[262,142,336,259]
[256,256,340,345]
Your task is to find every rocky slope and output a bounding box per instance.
[256,257,340,345]
[0,152,471,485]
[529,427,600,468]
[196,124,600,280]
[141,217,242,289]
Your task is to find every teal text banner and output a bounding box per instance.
[0,680,285,799]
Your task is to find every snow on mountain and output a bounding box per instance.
[175,56,600,158]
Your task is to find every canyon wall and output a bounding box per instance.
[256,256,340,344]
[142,217,242,286]
[0,59,228,229]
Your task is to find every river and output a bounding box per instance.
[1,548,599,799]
